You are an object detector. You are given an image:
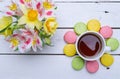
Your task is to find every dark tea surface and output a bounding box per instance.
[78,34,102,57]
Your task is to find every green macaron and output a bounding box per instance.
[74,22,87,35]
[72,56,85,70]
[106,38,119,51]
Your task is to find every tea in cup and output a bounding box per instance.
[76,31,110,61]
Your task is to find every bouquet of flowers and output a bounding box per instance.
[0,0,58,53]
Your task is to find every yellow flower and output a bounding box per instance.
[44,17,58,35]
[9,3,17,11]
[18,5,42,30]
[4,28,12,37]
[43,1,53,10]
[10,38,19,47]
[0,16,12,32]
[24,0,31,2]
[32,38,37,46]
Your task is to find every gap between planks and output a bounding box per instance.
[0,53,119,56]
[0,28,119,55]
[57,27,120,29]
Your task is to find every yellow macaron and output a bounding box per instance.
[63,44,76,57]
[87,19,101,32]
[100,53,114,67]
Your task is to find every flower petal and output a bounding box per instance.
[0,16,12,31]
[18,43,31,53]
[46,11,52,16]
[19,4,28,14]
[37,45,42,50]
[36,2,41,9]
[20,0,24,4]
[34,20,42,30]
[44,17,58,34]
[32,45,37,52]
[27,22,35,29]
[18,16,27,25]
[18,44,26,53]
[6,12,13,15]
[37,38,42,50]
[43,1,53,10]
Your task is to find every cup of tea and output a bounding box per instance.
[76,31,110,61]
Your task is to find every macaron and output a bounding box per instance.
[100,26,113,38]
[86,60,99,73]
[63,44,76,57]
[87,19,101,32]
[100,53,114,67]
[74,22,87,35]
[106,38,119,51]
[72,56,85,70]
[64,31,77,44]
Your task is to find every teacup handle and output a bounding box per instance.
[105,46,111,52]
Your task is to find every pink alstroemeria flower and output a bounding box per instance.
[7,28,43,53]
[18,29,43,53]
[19,0,55,19]
[4,1,23,16]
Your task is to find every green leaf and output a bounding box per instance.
[54,7,57,10]
[0,16,12,32]
[45,38,51,45]
[42,18,46,22]
[15,47,19,51]
[0,26,8,33]
[39,30,51,38]
[41,38,45,47]
[12,15,21,19]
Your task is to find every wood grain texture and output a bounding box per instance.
[0,1,120,27]
[0,0,120,79]
[0,55,119,79]
[56,3,120,27]
[0,29,119,54]
[54,0,120,2]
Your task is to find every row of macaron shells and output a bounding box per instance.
[63,19,119,73]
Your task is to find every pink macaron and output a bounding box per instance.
[64,31,77,44]
[86,60,99,73]
[100,26,113,39]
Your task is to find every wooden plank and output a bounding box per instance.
[0,1,120,27]
[0,29,119,54]
[54,0,120,2]
[55,0,120,3]
[56,3,120,27]
[0,55,119,79]
[2,0,120,3]
[1,0,120,2]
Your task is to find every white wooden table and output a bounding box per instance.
[0,0,120,79]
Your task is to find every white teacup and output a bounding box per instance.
[76,31,110,61]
